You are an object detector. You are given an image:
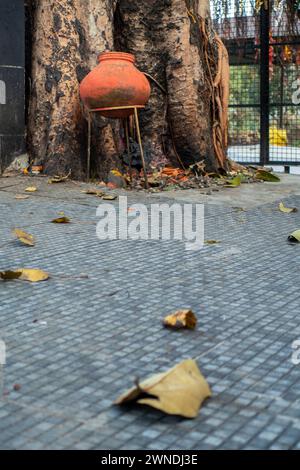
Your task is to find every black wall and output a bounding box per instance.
[0,0,25,174]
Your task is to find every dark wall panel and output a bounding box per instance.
[0,0,25,174]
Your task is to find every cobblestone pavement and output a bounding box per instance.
[1,176,300,450]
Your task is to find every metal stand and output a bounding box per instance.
[86,105,148,189]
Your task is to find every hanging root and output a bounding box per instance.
[199,19,230,171]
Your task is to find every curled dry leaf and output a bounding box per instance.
[279,202,298,214]
[0,268,49,282]
[25,187,37,193]
[256,170,280,182]
[288,230,300,243]
[13,229,35,247]
[115,359,211,418]
[163,309,197,330]
[51,217,70,224]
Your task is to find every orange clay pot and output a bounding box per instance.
[79,52,151,118]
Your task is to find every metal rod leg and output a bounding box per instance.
[87,113,91,182]
[125,118,132,185]
[134,107,148,189]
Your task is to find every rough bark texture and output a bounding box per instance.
[27,0,229,178]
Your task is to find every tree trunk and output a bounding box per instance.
[27,0,229,178]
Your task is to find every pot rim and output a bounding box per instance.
[98,52,135,64]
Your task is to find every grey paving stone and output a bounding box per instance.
[1,181,300,449]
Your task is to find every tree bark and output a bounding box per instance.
[27,0,229,178]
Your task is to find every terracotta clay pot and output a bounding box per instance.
[79,52,151,118]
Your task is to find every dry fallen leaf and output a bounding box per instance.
[256,170,280,182]
[102,194,117,201]
[81,189,105,197]
[288,230,300,243]
[48,171,71,184]
[115,359,211,418]
[163,309,197,330]
[0,268,49,282]
[205,240,221,245]
[81,189,117,200]
[51,217,71,224]
[279,202,298,214]
[15,195,29,200]
[13,229,35,247]
[25,186,37,193]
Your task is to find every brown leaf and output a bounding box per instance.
[81,189,105,197]
[205,240,221,245]
[48,171,71,184]
[115,359,211,418]
[163,309,197,330]
[51,217,71,224]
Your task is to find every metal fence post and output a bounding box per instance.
[260,3,270,166]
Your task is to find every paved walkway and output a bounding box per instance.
[1,176,300,450]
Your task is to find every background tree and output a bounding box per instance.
[27,0,229,179]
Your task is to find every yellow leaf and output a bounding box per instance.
[15,195,29,200]
[19,269,49,282]
[111,169,123,177]
[279,202,298,214]
[115,359,211,418]
[270,127,288,146]
[13,229,35,247]
[288,230,300,243]
[25,187,37,193]
[102,194,117,201]
[51,217,71,224]
[163,309,197,330]
[225,176,242,188]
[0,269,49,282]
